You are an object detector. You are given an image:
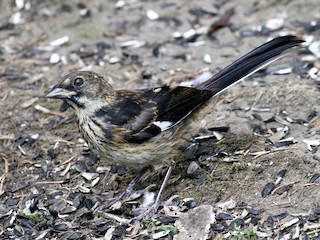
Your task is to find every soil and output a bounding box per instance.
[0,0,320,239]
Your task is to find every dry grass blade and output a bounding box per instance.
[251,146,300,159]
[0,154,9,195]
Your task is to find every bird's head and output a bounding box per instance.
[47,71,116,110]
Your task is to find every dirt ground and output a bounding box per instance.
[1,0,320,239]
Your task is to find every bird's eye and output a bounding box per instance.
[73,77,84,87]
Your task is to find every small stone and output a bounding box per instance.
[16,0,25,10]
[50,53,60,64]
[173,31,182,39]
[264,18,284,31]
[146,9,159,20]
[108,57,120,64]
[115,0,125,8]
[183,29,196,40]
[217,199,237,210]
[203,54,212,64]
[175,205,215,240]
[10,12,24,25]
[187,161,200,175]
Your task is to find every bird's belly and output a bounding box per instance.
[95,137,178,169]
[79,121,180,169]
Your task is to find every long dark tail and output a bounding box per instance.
[197,35,304,94]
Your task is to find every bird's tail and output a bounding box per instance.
[197,35,304,94]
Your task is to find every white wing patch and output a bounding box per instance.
[153,121,173,131]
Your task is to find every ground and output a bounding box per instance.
[0,0,320,239]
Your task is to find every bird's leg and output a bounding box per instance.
[153,166,173,210]
[108,172,141,205]
[106,167,151,207]
[135,165,174,219]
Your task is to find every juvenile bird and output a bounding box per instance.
[47,35,303,218]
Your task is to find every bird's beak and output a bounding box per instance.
[47,87,76,99]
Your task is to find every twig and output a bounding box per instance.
[0,134,15,140]
[34,180,65,185]
[95,211,131,224]
[251,146,299,159]
[56,155,76,166]
[307,228,320,235]
[18,145,26,155]
[272,201,292,207]
[54,139,76,145]
[217,92,245,104]
[271,181,299,195]
[1,91,10,101]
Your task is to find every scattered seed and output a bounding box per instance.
[120,40,146,48]
[309,173,320,183]
[216,212,234,221]
[267,66,293,75]
[275,169,287,185]
[50,36,69,47]
[228,218,244,229]
[21,97,39,108]
[81,172,99,181]
[261,182,275,197]
[280,218,299,230]
[183,198,197,209]
[34,104,50,113]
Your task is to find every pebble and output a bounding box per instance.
[10,12,23,25]
[217,199,237,210]
[265,18,284,31]
[203,54,212,64]
[175,205,215,240]
[16,0,25,10]
[187,161,200,175]
[50,53,60,64]
[146,9,159,20]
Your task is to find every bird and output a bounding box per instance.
[47,35,304,218]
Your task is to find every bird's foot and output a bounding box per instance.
[133,202,160,220]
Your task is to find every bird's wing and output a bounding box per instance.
[143,86,213,130]
[101,86,213,143]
